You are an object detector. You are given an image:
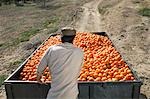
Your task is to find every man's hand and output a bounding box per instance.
[37,78,48,85]
[37,72,47,85]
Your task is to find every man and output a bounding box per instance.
[37,27,84,99]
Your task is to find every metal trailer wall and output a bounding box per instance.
[4,32,142,99]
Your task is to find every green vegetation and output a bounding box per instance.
[139,8,150,17]
[12,28,40,46]
[43,16,60,33]
[0,42,10,49]
[0,28,40,49]
[0,16,60,49]
[0,43,4,47]
[15,28,40,43]
[132,0,140,4]
[98,7,107,15]
[9,59,24,66]
[98,5,112,15]
[0,75,8,87]
[44,17,59,27]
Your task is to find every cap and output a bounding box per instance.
[61,27,76,36]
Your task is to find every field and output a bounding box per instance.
[0,0,150,99]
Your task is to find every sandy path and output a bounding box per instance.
[75,0,102,32]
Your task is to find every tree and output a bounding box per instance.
[0,0,2,6]
[15,0,24,6]
[43,0,46,7]
[2,0,11,5]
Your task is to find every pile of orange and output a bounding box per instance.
[20,35,61,82]
[20,32,135,82]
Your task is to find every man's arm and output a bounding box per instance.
[37,48,50,83]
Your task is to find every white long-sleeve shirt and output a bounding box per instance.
[37,42,84,99]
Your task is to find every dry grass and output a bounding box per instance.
[0,75,7,87]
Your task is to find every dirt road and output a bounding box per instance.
[75,0,102,32]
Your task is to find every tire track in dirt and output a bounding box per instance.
[75,0,102,32]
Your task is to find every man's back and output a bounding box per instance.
[46,42,83,99]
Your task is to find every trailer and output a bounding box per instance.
[4,32,142,99]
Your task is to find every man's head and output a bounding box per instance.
[61,27,76,43]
